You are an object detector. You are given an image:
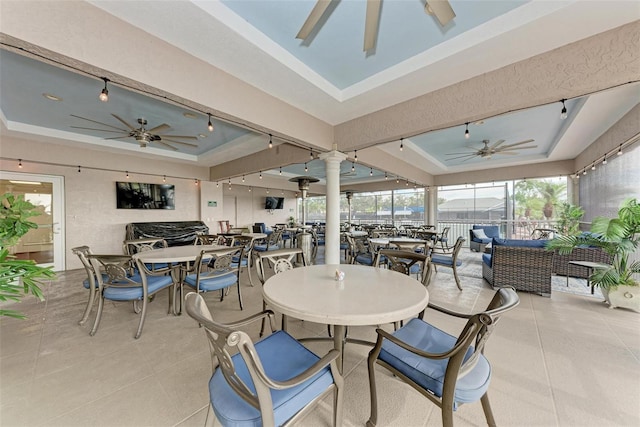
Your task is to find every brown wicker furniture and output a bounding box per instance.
[552,247,612,278]
[482,239,554,297]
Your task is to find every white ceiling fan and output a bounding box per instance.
[296,0,456,52]
[446,139,537,161]
[70,114,198,151]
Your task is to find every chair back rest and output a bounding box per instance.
[89,254,140,291]
[184,292,270,410]
[123,238,168,255]
[273,258,294,274]
[230,235,254,253]
[193,247,242,280]
[195,234,226,246]
[72,245,94,275]
[375,249,432,286]
[450,236,465,258]
[453,288,519,380]
[255,248,306,284]
[268,229,283,246]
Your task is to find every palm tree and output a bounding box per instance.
[536,181,566,220]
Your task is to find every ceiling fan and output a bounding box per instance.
[70,114,198,151]
[296,0,455,52]
[446,139,537,161]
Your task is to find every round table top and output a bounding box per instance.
[133,244,231,263]
[346,231,369,237]
[262,264,429,326]
[368,237,428,246]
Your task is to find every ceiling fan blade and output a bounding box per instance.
[296,0,333,40]
[157,134,198,140]
[111,114,137,131]
[489,139,506,150]
[495,151,519,155]
[154,140,179,151]
[363,0,382,52]
[426,0,456,26]
[446,154,477,161]
[70,126,127,134]
[499,139,535,149]
[500,145,538,151]
[103,136,131,140]
[145,123,171,134]
[70,114,127,132]
[161,138,199,148]
[445,151,476,156]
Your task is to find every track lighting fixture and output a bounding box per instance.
[414,182,417,189]
[560,99,567,120]
[207,113,214,132]
[617,144,623,156]
[369,168,373,176]
[351,162,355,172]
[99,77,109,102]
[18,159,22,168]
[405,179,409,186]
[269,134,273,149]
[354,150,358,162]
[163,175,166,182]
[583,169,587,176]
[194,179,199,186]
[228,178,231,190]
[400,138,404,151]
[385,172,388,180]
[249,187,252,192]
[242,175,245,182]
[464,122,470,139]
[266,188,270,194]
[259,171,263,179]
[591,162,596,171]
[603,155,607,165]
[304,163,308,172]
[396,176,399,184]
[78,166,81,173]
[279,166,282,176]
[216,181,219,188]
[126,171,129,178]
[310,149,313,159]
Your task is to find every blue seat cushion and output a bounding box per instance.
[185,271,237,292]
[103,274,171,301]
[209,330,335,427]
[254,244,279,252]
[231,257,248,267]
[482,253,492,267]
[431,254,462,267]
[473,225,500,240]
[355,253,375,265]
[379,318,491,406]
[492,237,546,248]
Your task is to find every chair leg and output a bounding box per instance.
[237,283,243,310]
[204,403,216,427]
[89,295,105,336]
[481,392,497,427]
[78,288,97,325]
[453,266,463,291]
[366,356,379,427]
[134,296,148,339]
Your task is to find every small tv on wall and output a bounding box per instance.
[265,196,284,210]
[116,182,175,209]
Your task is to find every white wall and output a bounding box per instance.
[223,185,297,229]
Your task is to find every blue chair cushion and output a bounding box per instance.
[103,274,171,301]
[355,253,375,266]
[231,257,248,267]
[492,237,546,248]
[431,254,462,267]
[482,253,492,267]
[379,318,491,406]
[209,330,335,427]
[472,225,500,240]
[254,244,280,252]
[185,271,237,292]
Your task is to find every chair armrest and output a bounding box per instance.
[248,348,341,390]
[426,302,473,319]
[225,310,276,331]
[374,326,475,361]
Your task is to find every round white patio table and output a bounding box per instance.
[263,263,429,372]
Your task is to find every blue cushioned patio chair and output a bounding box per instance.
[184,292,344,427]
[88,254,178,339]
[367,287,519,427]
[183,247,244,310]
[72,245,108,326]
[123,237,169,271]
[431,236,466,290]
[254,229,283,252]
[229,235,257,287]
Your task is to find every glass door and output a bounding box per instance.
[0,172,65,271]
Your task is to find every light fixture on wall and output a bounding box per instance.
[310,148,313,159]
[126,171,129,179]
[354,150,358,162]
[242,175,245,183]
[18,159,22,168]
[268,134,273,149]
[591,162,596,171]
[618,144,623,156]
[228,178,231,190]
[385,172,388,180]
[163,175,166,182]
[603,154,607,165]
[216,181,219,188]
[396,176,399,184]
[279,166,282,175]
[207,113,214,132]
[582,169,587,176]
[266,188,270,194]
[351,162,355,172]
[369,168,373,176]
[249,187,252,192]
[560,99,567,120]
[98,77,109,102]
[400,138,404,151]
[194,179,199,186]
[259,171,263,179]
[304,163,308,172]
[464,122,470,139]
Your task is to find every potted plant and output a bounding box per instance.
[0,193,55,319]
[546,198,640,312]
[287,216,295,227]
[555,202,585,236]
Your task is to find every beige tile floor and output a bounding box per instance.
[1,247,639,427]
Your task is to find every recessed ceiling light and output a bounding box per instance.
[43,93,62,101]
[183,112,199,119]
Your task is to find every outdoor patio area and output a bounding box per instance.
[1,247,638,426]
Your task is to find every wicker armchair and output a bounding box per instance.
[482,245,554,297]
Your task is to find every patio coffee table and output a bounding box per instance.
[567,260,610,294]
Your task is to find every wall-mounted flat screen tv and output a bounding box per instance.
[116,182,175,209]
[265,196,284,210]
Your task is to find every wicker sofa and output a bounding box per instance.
[469,225,500,252]
[482,238,554,297]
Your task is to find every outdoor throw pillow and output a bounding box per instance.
[472,229,489,240]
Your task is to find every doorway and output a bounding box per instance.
[0,172,65,271]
